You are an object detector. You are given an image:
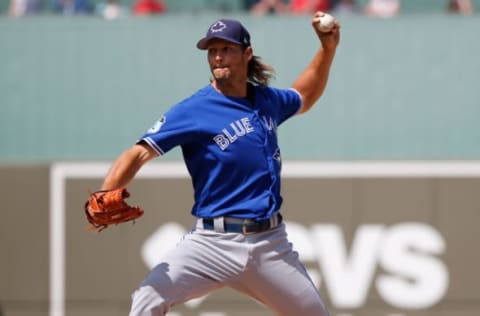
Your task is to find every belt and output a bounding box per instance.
[198,212,283,235]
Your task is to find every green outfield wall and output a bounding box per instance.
[1,13,479,162]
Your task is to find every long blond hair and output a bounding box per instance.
[247,55,275,86]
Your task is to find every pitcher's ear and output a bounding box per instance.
[245,46,253,61]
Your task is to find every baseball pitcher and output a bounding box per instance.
[85,12,340,316]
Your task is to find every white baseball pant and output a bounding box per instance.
[129,223,329,316]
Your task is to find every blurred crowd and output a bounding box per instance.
[6,0,476,19]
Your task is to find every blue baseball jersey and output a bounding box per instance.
[138,84,302,221]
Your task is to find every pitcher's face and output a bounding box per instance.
[207,39,251,83]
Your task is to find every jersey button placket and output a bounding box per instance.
[253,110,278,207]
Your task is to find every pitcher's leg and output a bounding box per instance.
[129,234,226,316]
[242,227,329,316]
[130,284,168,316]
[249,255,328,315]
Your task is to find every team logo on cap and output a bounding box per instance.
[210,21,226,33]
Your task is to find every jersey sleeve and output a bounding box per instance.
[137,103,197,156]
[267,87,303,125]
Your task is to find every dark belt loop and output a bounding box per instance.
[201,212,282,234]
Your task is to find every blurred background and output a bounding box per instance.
[1,0,480,161]
[1,1,479,316]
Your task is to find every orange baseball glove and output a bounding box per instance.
[84,188,144,232]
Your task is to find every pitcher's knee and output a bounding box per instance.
[129,285,169,316]
[276,295,329,316]
[301,298,329,316]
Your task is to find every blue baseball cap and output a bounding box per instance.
[197,19,251,50]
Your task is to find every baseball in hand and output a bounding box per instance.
[317,13,336,32]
